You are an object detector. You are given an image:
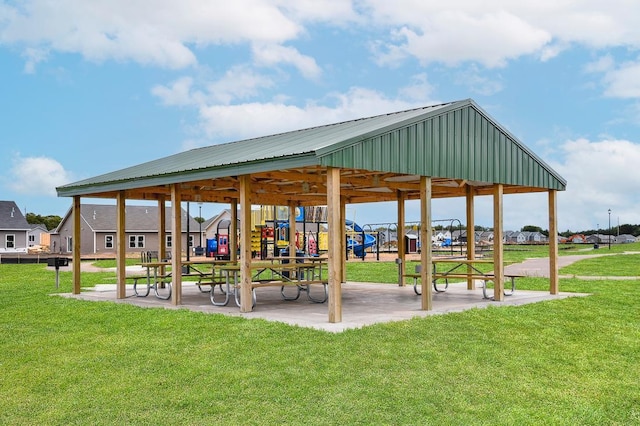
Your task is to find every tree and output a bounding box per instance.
[521,225,543,233]
[26,213,62,231]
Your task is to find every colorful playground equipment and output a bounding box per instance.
[345,219,377,258]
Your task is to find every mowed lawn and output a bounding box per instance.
[1,245,639,425]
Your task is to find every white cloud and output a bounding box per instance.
[0,0,303,69]
[398,73,435,101]
[454,66,504,96]
[5,0,640,81]
[279,0,359,24]
[252,44,322,80]
[21,47,49,74]
[207,65,277,104]
[551,138,640,231]
[7,156,73,196]
[151,76,200,107]
[584,55,615,74]
[197,85,433,141]
[365,1,640,68]
[152,66,276,107]
[602,60,640,99]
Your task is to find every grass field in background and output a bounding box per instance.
[1,245,639,424]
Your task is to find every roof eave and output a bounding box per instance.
[57,153,319,198]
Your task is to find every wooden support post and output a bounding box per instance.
[548,190,559,294]
[72,196,81,295]
[157,196,166,277]
[171,184,182,306]
[466,185,476,290]
[397,190,406,286]
[230,199,238,263]
[289,201,297,257]
[327,167,342,323]
[239,175,253,312]
[493,184,504,301]
[340,197,346,283]
[116,191,127,299]
[420,177,433,310]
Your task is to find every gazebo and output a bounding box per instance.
[57,99,566,324]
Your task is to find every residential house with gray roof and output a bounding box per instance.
[52,203,200,256]
[0,200,30,253]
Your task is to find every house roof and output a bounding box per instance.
[55,204,200,233]
[56,99,566,205]
[0,201,30,230]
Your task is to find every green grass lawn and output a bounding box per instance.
[1,249,639,425]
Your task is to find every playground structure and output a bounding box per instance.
[205,206,472,260]
[345,220,378,260]
[205,219,233,259]
[359,218,467,257]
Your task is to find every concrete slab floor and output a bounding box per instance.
[57,281,588,333]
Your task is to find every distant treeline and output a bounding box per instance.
[26,213,62,231]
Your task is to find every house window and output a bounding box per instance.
[66,237,72,252]
[129,235,145,248]
[188,235,194,247]
[29,234,35,243]
[166,235,172,248]
[6,234,15,248]
[105,235,114,249]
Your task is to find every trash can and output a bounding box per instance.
[280,249,305,279]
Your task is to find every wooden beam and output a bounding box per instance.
[420,176,433,310]
[548,190,559,294]
[72,196,81,295]
[327,167,342,323]
[171,184,182,306]
[493,184,504,301]
[116,191,127,299]
[397,190,406,286]
[239,175,253,312]
[466,185,476,290]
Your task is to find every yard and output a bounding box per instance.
[1,244,639,424]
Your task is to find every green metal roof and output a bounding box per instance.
[57,99,566,197]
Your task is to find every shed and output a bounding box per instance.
[57,99,566,323]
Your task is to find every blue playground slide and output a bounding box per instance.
[345,220,376,257]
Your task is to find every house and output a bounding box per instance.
[586,234,601,245]
[52,203,200,256]
[27,224,49,252]
[523,231,547,243]
[0,201,30,253]
[203,209,235,242]
[504,231,527,244]
[567,234,587,244]
[615,234,636,244]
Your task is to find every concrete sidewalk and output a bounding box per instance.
[59,280,586,333]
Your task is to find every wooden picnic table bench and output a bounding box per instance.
[405,259,525,299]
[213,261,328,307]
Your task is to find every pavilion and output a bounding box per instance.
[56,99,566,324]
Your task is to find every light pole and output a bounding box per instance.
[608,209,611,250]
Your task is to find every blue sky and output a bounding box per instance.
[1,1,639,232]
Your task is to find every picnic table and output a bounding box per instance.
[213,258,328,307]
[132,259,232,300]
[406,258,524,299]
